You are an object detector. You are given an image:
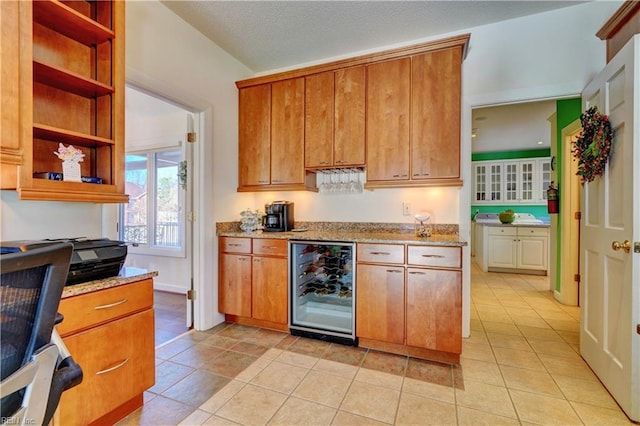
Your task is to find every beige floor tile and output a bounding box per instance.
[331,410,389,425]
[511,315,552,328]
[500,365,563,397]
[268,397,336,425]
[552,374,620,410]
[556,330,580,345]
[459,357,504,387]
[461,340,497,363]
[528,338,580,358]
[487,332,532,351]
[536,309,577,321]
[493,347,545,371]
[482,321,522,336]
[293,370,352,408]
[518,325,564,342]
[510,389,583,425]
[250,360,309,394]
[538,353,598,381]
[355,367,403,390]
[262,348,284,359]
[454,380,517,419]
[456,406,520,425]
[545,318,580,332]
[340,380,400,424]
[570,401,635,425]
[478,310,514,324]
[312,358,359,379]
[401,377,455,404]
[118,394,195,426]
[395,392,456,425]
[179,409,214,425]
[465,331,489,346]
[275,349,319,368]
[234,355,272,382]
[199,380,245,413]
[215,384,287,425]
[202,415,242,425]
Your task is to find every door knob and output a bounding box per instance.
[611,240,631,253]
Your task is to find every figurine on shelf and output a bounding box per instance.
[54,143,84,182]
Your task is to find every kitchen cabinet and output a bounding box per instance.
[473,157,551,205]
[218,237,289,330]
[356,243,462,363]
[478,225,549,274]
[236,34,470,192]
[55,279,155,425]
[8,0,127,202]
[237,79,316,192]
[305,66,366,169]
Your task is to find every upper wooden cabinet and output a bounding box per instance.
[237,78,316,192]
[3,0,127,202]
[236,34,469,192]
[305,66,366,169]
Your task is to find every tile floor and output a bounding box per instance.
[154,290,190,347]
[118,263,634,425]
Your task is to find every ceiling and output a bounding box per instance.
[160,1,586,74]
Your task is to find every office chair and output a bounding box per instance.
[1,242,83,425]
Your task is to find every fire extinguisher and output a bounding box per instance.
[547,181,559,214]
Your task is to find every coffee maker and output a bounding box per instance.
[263,201,294,232]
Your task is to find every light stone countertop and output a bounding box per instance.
[61,267,158,298]
[475,222,550,228]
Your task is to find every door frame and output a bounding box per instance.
[125,68,214,331]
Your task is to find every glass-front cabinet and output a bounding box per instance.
[473,157,550,205]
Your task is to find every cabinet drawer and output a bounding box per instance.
[58,309,155,426]
[407,246,461,269]
[518,227,549,237]
[488,226,517,236]
[221,237,252,253]
[57,280,153,337]
[253,238,288,256]
[357,243,405,264]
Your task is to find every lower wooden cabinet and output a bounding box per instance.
[218,237,288,330]
[56,279,155,425]
[356,243,462,363]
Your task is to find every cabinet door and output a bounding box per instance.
[252,256,288,324]
[411,48,462,179]
[517,229,548,270]
[487,232,518,268]
[366,58,411,181]
[518,160,536,202]
[538,158,551,202]
[488,162,503,202]
[219,254,252,317]
[271,78,305,184]
[305,72,334,168]
[474,163,487,202]
[356,264,405,344]
[406,268,461,353]
[58,309,155,425]
[238,84,271,187]
[334,66,365,166]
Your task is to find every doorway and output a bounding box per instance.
[123,86,196,342]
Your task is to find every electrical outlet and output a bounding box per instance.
[402,202,411,216]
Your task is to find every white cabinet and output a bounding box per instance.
[473,157,550,205]
[478,224,549,275]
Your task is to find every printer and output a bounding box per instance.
[1,238,127,285]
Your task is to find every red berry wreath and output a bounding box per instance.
[572,106,613,185]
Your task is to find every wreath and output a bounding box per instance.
[572,106,613,184]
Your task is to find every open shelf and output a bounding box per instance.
[33,124,115,148]
[32,0,114,46]
[33,61,114,98]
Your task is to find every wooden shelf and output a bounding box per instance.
[33,124,114,147]
[32,0,114,46]
[34,60,114,98]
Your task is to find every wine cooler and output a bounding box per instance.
[289,240,357,345]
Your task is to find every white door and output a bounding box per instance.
[580,35,639,422]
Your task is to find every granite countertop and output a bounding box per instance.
[61,267,158,298]
[217,221,467,247]
[475,222,550,228]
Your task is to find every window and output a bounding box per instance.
[120,149,185,256]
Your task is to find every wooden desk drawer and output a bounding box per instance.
[407,246,461,269]
[58,309,155,425]
[57,279,153,336]
[357,243,405,264]
[220,237,252,253]
[252,238,288,256]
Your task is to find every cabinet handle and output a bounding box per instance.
[239,257,249,261]
[96,358,129,375]
[409,271,427,275]
[254,258,263,263]
[386,269,403,273]
[258,180,269,184]
[336,160,346,164]
[94,299,128,310]
[229,243,242,247]
[272,179,281,183]
[421,254,444,258]
[392,174,400,178]
[262,246,279,249]
[370,251,391,256]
